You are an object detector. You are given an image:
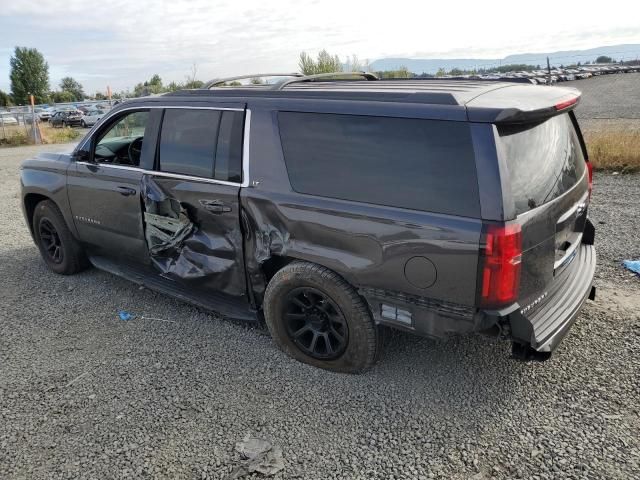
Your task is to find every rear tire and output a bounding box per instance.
[32,200,89,275]
[264,261,381,373]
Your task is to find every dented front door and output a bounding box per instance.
[141,175,247,298]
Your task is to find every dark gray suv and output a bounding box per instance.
[21,74,596,373]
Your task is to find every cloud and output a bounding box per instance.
[1,0,639,93]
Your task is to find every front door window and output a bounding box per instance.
[94,111,149,166]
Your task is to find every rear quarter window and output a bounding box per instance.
[278,112,480,217]
[498,113,586,215]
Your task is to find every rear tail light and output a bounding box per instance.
[586,161,593,198]
[480,223,522,308]
[554,97,579,111]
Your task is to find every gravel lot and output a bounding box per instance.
[1,142,639,479]
[566,72,640,133]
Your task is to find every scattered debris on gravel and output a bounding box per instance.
[231,435,285,478]
[1,145,639,479]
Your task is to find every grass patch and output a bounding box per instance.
[40,125,81,144]
[585,129,640,172]
[0,124,81,147]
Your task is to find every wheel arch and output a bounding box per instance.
[258,255,372,316]
[23,193,53,235]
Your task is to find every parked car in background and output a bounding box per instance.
[49,110,83,128]
[38,108,56,121]
[0,112,19,126]
[80,109,104,127]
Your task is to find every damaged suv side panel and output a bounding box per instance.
[141,174,246,298]
[240,105,485,337]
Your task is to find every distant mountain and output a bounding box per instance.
[369,44,640,73]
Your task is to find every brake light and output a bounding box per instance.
[586,161,593,198]
[480,223,522,308]
[555,97,579,111]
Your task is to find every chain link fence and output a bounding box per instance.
[0,109,42,145]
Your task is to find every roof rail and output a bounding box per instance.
[272,71,379,90]
[205,73,302,89]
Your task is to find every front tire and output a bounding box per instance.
[81,120,86,128]
[264,261,381,373]
[32,200,89,275]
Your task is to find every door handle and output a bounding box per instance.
[199,199,232,213]
[115,186,137,196]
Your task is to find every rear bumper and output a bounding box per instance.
[509,244,596,352]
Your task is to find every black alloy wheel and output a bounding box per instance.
[38,218,64,264]
[283,287,349,360]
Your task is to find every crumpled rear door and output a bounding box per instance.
[140,172,246,298]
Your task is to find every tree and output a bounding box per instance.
[435,67,446,77]
[183,63,204,88]
[298,50,343,75]
[345,54,362,72]
[378,66,413,79]
[184,79,204,89]
[94,92,107,100]
[148,74,163,87]
[52,90,75,103]
[9,47,50,104]
[0,90,13,107]
[59,77,85,101]
[166,81,182,92]
[250,77,264,85]
[596,55,613,64]
[133,74,165,96]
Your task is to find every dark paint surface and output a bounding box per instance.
[66,163,149,262]
[143,175,247,299]
[20,86,595,349]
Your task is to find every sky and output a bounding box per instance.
[1,0,639,94]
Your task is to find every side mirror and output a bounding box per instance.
[74,149,91,162]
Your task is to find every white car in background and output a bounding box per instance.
[0,112,18,126]
[80,109,104,128]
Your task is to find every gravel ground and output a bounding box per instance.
[565,72,640,135]
[1,144,639,480]
[566,72,640,121]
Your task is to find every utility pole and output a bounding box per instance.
[547,57,551,85]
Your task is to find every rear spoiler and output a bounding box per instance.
[465,85,581,124]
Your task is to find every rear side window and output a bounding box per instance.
[278,112,479,217]
[159,109,244,182]
[498,114,586,215]
[215,111,244,183]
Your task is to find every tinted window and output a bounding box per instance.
[159,109,221,178]
[278,112,479,217]
[158,109,244,181]
[214,111,244,182]
[498,114,586,215]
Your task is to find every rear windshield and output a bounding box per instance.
[498,113,586,215]
[278,112,480,217]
